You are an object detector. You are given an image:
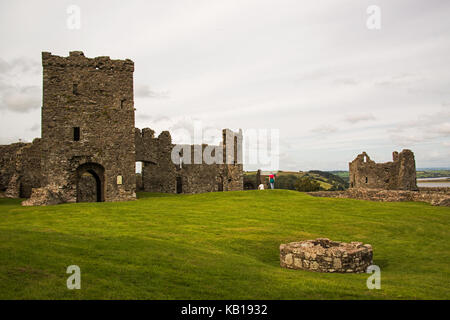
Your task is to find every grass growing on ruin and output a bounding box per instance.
[0,190,449,300]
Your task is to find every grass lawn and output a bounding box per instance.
[0,190,449,299]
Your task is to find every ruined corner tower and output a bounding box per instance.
[349,149,418,191]
[33,51,136,204]
[222,128,244,191]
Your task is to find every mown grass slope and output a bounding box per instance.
[0,190,448,299]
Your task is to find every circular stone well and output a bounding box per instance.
[280,238,373,273]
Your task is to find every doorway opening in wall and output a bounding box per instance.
[218,176,224,191]
[136,161,143,191]
[135,161,142,174]
[365,177,368,183]
[176,177,182,194]
[76,162,105,203]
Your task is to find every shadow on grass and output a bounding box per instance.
[373,259,389,270]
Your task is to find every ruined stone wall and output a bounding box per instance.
[0,142,27,193]
[349,149,417,190]
[418,187,450,194]
[136,128,243,194]
[308,188,450,207]
[37,51,136,203]
[222,129,244,192]
[0,139,42,198]
[15,139,42,198]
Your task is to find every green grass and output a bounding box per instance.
[0,190,449,300]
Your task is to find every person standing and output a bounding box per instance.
[269,173,275,189]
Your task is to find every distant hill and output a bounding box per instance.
[244,170,348,191]
[327,171,349,182]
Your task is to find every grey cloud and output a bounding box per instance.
[389,109,450,145]
[0,85,40,113]
[0,57,39,75]
[333,78,358,86]
[390,133,426,146]
[374,73,423,87]
[311,125,338,134]
[344,113,376,124]
[135,85,170,99]
[434,122,450,136]
[30,123,40,132]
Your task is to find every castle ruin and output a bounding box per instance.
[349,150,418,190]
[0,51,243,205]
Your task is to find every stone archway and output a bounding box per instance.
[76,162,105,202]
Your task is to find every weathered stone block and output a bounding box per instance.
[280,238,373,273]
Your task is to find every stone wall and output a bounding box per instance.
[135,128,243,194]
[308,188,450,206]
[0,139,42,198]
[418,187,450,194]
[1,50,243,205]
[280,238,373,273]
[0,143,27,193]
[349,149,417,190]
[35,51,136,204]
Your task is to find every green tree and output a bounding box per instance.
[294,177,322,192]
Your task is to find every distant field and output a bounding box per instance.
[416,170,450,179]
[328,170,450,181]
[0,191,449,299]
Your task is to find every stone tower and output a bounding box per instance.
[38,51,136,203]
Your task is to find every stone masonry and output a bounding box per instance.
[308,188,450,207]
[0,139,42,198]
[135,128,243,194]
[0,51,244,205]
[349,149,417,190]
[26,51,137,205]
[280,238,373,273]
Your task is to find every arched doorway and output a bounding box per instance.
[76,162,105,202]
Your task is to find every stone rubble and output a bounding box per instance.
[308,188,450,207]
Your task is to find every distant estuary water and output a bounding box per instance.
[417,177,450,188]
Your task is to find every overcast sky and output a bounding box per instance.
[0,0,449,170]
